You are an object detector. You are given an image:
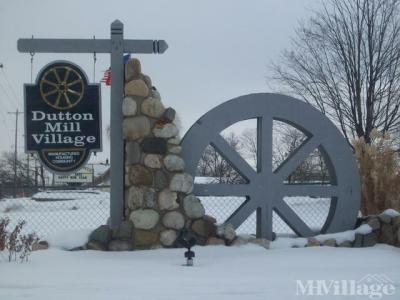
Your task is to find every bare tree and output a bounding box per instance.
[272,0,400,146]
[197,133,246,183]
[0,152,36,198]
[240,128,257,168]
[0,152,34,187]
[240,124,329,183]
[198,124,330,184]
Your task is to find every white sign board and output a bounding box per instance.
[54,166,93,183]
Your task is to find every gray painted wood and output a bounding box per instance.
[181,93,360,240]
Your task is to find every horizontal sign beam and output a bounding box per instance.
[18,39,111,53]
[125,40,168,54]
[17,39,168,54]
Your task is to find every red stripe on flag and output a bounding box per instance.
[101,69,111,86]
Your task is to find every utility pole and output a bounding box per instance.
[34,157,38,187]
[27,154,30,184]
[8,109,24,198]
[23,133,31,191]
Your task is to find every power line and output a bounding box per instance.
[0,80,15,110]
[0,67,20,103]
[0,111,13,143]
[0,64,16,110]
[0,64,16,143]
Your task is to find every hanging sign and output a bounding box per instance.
[24,61,102,174]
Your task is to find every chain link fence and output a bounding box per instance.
[0,185,110,239]
[0,185,330,239]
[1,180,331,240]
[200,195,332,237]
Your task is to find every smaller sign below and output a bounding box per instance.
[54,166,93,184]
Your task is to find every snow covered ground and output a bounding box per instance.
[1,188,399,299]
[0,244,399,300]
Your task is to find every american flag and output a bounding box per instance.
[101,54,131,86]
[101,68,112,86]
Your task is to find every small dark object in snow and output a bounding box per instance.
[179,236,196,266]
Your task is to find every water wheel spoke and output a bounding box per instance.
[193,183,251,197]
[256,116,273,174]
[274,200,314,237]
[211,134,256,181]
[67,89,81,96]
[256,203,273,239]
[64,68,71,82]
[54,92,62,107]
[42,79,58,88]
[274,137,320,181]
[64,93,72,106]
[67,79,82,86]
[43,89,58,97]
[52,69,62,83]
[283,184,338,197]
[225,198,257,229]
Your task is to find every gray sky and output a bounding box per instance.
[0,0,318,164]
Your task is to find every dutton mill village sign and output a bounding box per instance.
[25,61,101,173]
[19,20,168,227]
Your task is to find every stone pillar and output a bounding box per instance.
[121,58,213,249]
[86,59,235,251]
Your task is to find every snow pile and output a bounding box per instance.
[313,224,372,244]
[46,228,92,250]
[269,224,373,248]
[269,237,308,249]
[381,209,400,217]
[32,189,108,201]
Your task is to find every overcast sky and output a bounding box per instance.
[0,0,318,164]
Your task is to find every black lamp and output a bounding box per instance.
[179,236,196,266]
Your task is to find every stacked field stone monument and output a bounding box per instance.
[86,58,232,251]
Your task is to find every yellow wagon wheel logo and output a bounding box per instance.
[39,66,85,110]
